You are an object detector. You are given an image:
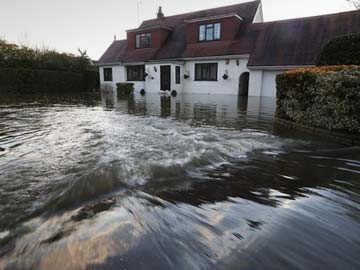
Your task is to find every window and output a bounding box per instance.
[103,68,113,81]
[136,33,151,48]
[195,63,218,81]
[199,23,221,41]
[127,65,145,81]
[176,66,181,84]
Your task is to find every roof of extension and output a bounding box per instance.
[97,1,360,67]
[247,10,360,67]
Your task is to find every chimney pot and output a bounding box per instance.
[157,6,164,20]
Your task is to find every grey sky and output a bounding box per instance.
[0,0,355,60]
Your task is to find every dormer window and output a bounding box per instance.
[136,33,151,48]
[199,23,221,41]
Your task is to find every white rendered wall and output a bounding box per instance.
[248,70,285,97]
[99,63,284,97]
[99,66,126,89]
[182,59,250,95]
[262,71,283,97]
[248,70,263,97]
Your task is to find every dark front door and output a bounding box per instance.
[160,65,171,91]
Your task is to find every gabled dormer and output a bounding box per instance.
[126,7,173,51]
[185,13,243,44]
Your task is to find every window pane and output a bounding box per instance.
[202,65,208,79]
[195,64,201,80]
[136,35,140,48]
[206,27,214,41]
[136,33,151,48]
[104,68,112,81]
[176,66,180,84]
[214,23,221,40]
[199,25,205,41]
[127,65,145,81]
[194,63,217,81]
[209,64,217,80]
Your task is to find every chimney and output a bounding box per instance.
[157,6,164,20]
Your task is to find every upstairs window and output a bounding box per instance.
[103,68,113,81]
[199,23,221,41]
[127,65,145,81]
[195,63,218,81]
[136,33,151,48]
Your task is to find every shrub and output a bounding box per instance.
[116,83,134,97]
[316,34,360,66]
[276,65,360,133]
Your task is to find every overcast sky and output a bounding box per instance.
[0,0,355,60]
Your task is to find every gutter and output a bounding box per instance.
[248,65,315,70]
[184,13,243,23]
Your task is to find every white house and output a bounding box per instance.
[97,0,360,97]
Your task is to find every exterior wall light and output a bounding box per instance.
[236,59,240,66]
[223,70,229,80]
[154,66,157,72]
[184,70,190,79]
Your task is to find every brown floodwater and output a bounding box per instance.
[0,92,359,270]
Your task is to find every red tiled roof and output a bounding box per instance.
[98,40,127,64]
[97,1,360,67]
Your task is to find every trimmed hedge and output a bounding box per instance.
[276,65,360,133]
[316,34,360,66]
[0,68,99,95]
[116,83,134,97]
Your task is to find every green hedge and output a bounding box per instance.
[276,65,360,133]
[116,83,134,97]
[316,34,360,66]
[0,68,99,95]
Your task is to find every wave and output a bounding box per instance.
[41,118,285,211]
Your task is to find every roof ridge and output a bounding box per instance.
[255,9,359,25]
[141,0,260,24]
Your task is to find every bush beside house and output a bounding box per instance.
[316,34,360,66]
[276,65,360,133]
[116,83,134,97]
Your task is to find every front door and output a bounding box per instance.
[160,65,171,91]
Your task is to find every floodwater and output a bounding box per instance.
[0,92,359,270]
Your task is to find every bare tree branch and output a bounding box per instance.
[347,0,360,9]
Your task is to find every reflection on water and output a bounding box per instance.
[0,92,359,270]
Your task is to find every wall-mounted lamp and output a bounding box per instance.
[184,70,190,79]
[223,70,229,80]
[226,59,230,65]
[236,59,240,66]
[154,66,157,72]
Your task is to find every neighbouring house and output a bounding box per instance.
[96,0,360,97]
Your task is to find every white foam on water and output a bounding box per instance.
[0,230,10,239]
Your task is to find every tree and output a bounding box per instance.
[346,0,360,9]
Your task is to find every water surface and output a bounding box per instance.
[0,92,359,270]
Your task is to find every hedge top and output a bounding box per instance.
[282,65,360,76]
